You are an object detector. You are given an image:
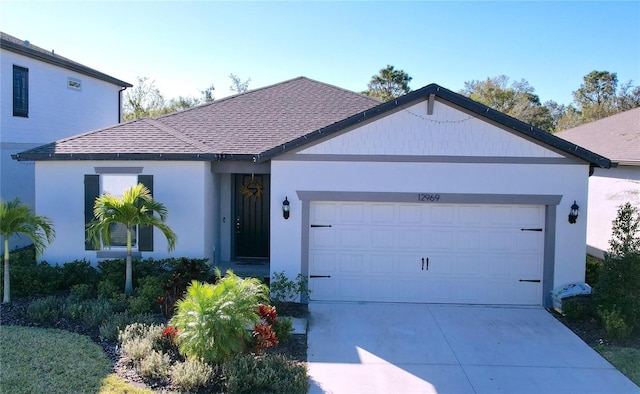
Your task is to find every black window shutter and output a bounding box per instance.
[84,175,99,250]
[13,66,29,117]
[138,175,154,251]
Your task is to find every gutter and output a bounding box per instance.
[118,86,127,123]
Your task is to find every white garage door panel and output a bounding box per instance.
[309,202,544,305]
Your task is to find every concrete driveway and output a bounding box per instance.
[307,302,639,394]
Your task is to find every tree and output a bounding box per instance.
[229,74,250,94]
[167,96,202,112]
[0,198,55,303]
[555,71,640,131]
[123,77,168,121]
[201,84,216,103]
[363,65,412,101]
[609,202,640,258]
[461,75,554,131]
[86,184,177,296]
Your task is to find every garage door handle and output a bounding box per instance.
[421,258,424,270]
[519,279,541,283]
[426,257,429,271]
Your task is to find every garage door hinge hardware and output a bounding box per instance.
[310,275,331,278]
[310,224,332,228]
[519,279,541,283]
[520,228,543,232]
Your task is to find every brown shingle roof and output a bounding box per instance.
[15,77,380,160]
[556,108,640,165]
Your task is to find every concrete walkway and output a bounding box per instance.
[307,302,639,394]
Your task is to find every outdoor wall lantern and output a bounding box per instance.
[568,201,579,224]
[282,197,290,220]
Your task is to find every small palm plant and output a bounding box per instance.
[87,183,177,296]
[0,198,55,303]
[170,270,269,364]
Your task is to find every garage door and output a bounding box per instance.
[309,202,544,305]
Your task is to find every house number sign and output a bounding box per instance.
[418,193,441,202]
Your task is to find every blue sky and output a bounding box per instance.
[2,1,639,106]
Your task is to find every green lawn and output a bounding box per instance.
[0,325,152,394]
[595,345,640,387]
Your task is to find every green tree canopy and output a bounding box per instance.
[0,198,55,303]
[461,75,554,131]
[86,184,177,296]
[363,65,412,101]
[229,73,251,94]
[555,71,640,131]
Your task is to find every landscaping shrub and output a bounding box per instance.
[97,257,168,296]
[595,202,640,335]
[80,298,114,329]
[171,358,216,392]
[608,202,640,258]
[270,271,310,303]
[599,308,632,339]
[60,259,100,290]
[26,296,65,323]
[128,276,163,315]
[562,296,596,320]
[272,316,294,343]
[99,311,160,341]
[170,270,269,364]
[585,255,603,286]
[69,283,95,301]
[119,323,166,363]
[223,354,309,394]
[3,259,64,298]
[139,350,171,379]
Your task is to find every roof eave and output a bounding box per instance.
[1,39,132,88]
[11,152,257,162]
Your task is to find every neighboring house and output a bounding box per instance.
[1,31,132,247]
[556,108,640,259]
[13,77,611,307]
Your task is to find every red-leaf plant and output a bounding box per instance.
[253,304,279,354]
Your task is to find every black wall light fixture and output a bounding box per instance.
[568,201,579,224]
[282,197,290,220]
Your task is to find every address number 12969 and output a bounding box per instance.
[418,194,440,202]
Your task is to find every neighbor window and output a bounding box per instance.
[67,77,81,90]
[13,65,29,117]
[101,174,138,248]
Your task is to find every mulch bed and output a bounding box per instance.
[551,309,640,350]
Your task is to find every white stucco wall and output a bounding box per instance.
[1,49,122,144]
[34,161,215,265]
[1,49,124,250]
[586,166,640,258]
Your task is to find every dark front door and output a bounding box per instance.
[234,174,270,259]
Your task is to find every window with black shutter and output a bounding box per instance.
[13,65,29,117]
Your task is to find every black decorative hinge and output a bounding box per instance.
[310,275,331,278]
[310,224,332,228]
[521,228,543,232]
